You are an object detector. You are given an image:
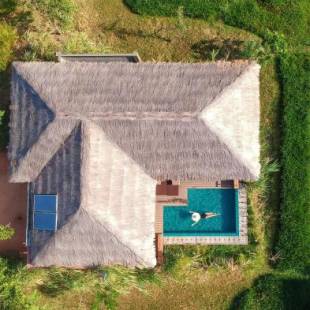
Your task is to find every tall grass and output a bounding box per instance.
[31,0,76,29]
[276,53,310,273]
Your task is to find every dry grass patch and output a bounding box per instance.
[118,267,252,310]
[75,0,258,62]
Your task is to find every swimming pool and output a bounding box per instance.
[163,188,239,237]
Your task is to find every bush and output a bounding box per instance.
[0,22,16,71]
[0,258,34,309]
[234,273,310,310]
[0,224,15,240]
[276,53,310,272]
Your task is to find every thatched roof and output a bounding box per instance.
[9,61,260,267]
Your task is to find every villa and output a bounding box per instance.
[8,54,260,268]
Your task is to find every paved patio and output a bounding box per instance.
[0,152,27,256]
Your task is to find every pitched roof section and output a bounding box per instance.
[96,119,254,181]
[12,61,248,114]
[9,67,54,168]
[80,121,157,267]
[200,63,260,178]
[28,120,156,268]
[10,61,260,182]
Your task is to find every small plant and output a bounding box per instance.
[0,111,5,126]
[0,224,15,240]
[176,6,187,31]
[62,32,109,54]
[264,30,288,56]
[210,49,219,62]
[241,41,271,63]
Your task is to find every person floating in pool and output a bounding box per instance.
[190,211,220,226]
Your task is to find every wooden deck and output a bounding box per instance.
[155,180,248,264]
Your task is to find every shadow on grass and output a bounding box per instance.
[37,269,83,297]
[229,273,310,310]
[0,0,32,30]
[102,19,171,42]
[192,39,246,61]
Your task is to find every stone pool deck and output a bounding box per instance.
[155,181,248,246]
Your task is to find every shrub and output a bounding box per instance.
[0,258,34,309]
[276,53,310,272]
[235,273,310,310]
[0,224,15,240]
[0,22,16,70]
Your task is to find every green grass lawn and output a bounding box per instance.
[0,1,296,309]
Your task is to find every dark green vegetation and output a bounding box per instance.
[0,0,309,309]
[232,272,310,310]
[277,53,310,273]
[125,0,309,43]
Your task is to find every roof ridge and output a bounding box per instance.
[10,119,80,182]
[80,208,147,266]
[199,63,261,177]
[200,63,259,112]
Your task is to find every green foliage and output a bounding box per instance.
[0,22,16,70]
[0,0,17,17]
[92,266,147,310]
[125,0,309,43]
[23,31,59,60]
[0,258,35,309]
[38,268,85,297]
[164,243,257,273]
[234,272,310,310]
[276,53,310,272]
[31,0,76,28]
[0,224,15,240]
[0,111,4,126]
[62,32,109,54]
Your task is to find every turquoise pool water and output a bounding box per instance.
[163,188,239,236]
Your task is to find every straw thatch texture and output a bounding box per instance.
[96,119,253,181]
[9,60,261,267]
[9,67,54,170]
[28,121,156,267]
[200,63,260,177]
[81,121,157,267]
[12,61,248,115]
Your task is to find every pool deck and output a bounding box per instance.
[155,180,248,252]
